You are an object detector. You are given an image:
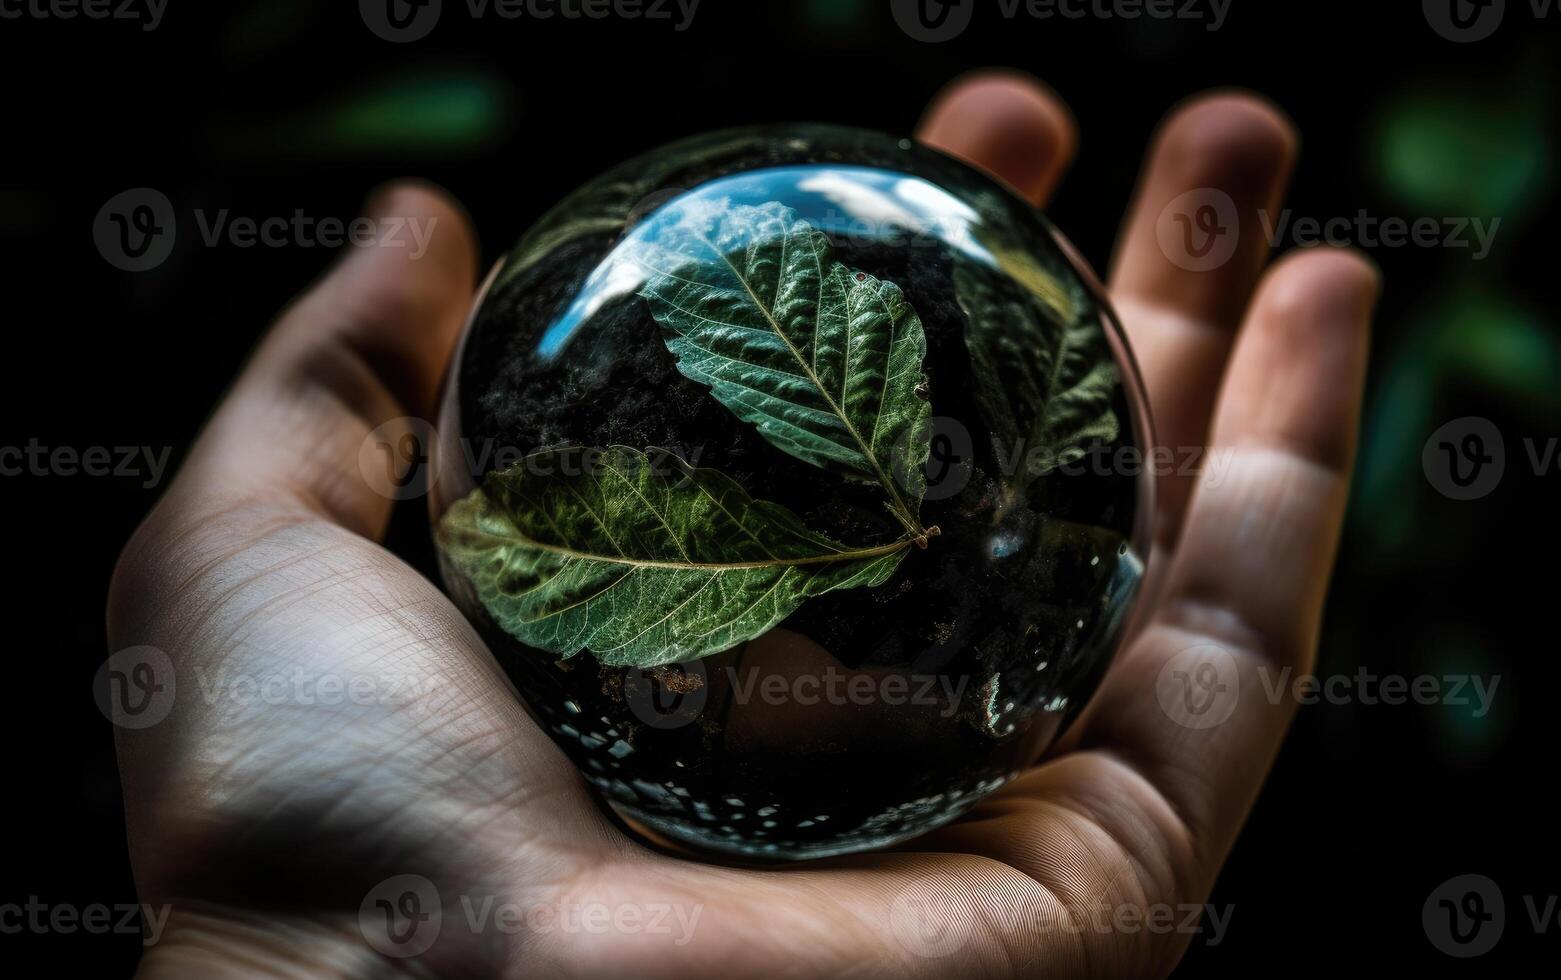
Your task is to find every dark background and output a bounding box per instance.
[2,0,1555,974]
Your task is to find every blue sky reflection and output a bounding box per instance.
[535,165,994,359]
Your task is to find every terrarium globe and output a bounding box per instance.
[430,125,1152,860]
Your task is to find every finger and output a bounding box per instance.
[1109,93,1298,545]
[1079,248,1379,881]
[917,69,1078,207]
[165,182,478,540]
[1159,247,1378,655]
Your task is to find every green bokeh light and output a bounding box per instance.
[1375,94,1548,218]
[247,72,512,155]
[313,74,509,152]
[1352,287,1559,553]
[806,0,867,29]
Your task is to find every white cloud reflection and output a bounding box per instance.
[536,166,997,359]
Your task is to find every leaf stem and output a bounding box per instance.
[485,518,917,571]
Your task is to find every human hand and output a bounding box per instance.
[108,71,1376,978]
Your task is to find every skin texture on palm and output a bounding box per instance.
[108,71,1378,978]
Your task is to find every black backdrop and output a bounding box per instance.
[2,1,1556,974]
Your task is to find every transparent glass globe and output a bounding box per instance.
[430,125,1152,860]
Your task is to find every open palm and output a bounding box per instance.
[109,73,1376,978]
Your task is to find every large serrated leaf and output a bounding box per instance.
[955,254,1120,498]
[438,447,909,667]
[634,200,932,535]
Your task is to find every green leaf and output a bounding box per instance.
[635,201,932,536]
[955,255,1119,500]
[438,447,910,667]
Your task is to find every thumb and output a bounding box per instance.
[162,181,477,541]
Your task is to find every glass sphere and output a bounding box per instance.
[431,125,1152,860]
